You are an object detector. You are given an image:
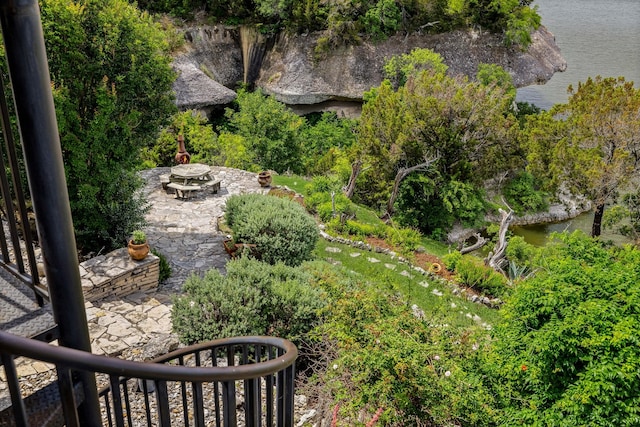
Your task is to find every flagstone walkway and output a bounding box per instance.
[1,166,267,382]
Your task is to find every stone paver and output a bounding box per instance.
[12,167,267,372]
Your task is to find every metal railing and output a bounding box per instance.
[0,331,297,427]
[0,75,42,305]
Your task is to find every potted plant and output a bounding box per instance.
[257,170,272,187]
[128,229,150,260]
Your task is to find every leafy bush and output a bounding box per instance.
[225,89,304,173]
[143,111,218,167]
[383,48,448,89]
[454,258,509,298]
[304,176,356,222]
[151,248,172,282]
[490,232,640,425]
[311,269,497,426]
[172,257,325,344]
[225,194,318,266]
[442,251,463,271]
[505,235,538,269]
[503,171,548,215]
[385,226,421,253]
[395,176,487,239]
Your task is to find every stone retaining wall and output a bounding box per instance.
[78,248,160,301]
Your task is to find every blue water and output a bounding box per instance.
[516,0,640,110]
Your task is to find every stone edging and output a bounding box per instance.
[319,228,503,309]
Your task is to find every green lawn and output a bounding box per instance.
[314,238,501,327]
[271,174,309,194]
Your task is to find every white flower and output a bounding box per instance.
[434,355,440,361]
[332,364,338,370]
[444,370,451,377]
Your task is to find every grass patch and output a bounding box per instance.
[314,238,501,327]
[271,174,309,194]
[419,236,451,257]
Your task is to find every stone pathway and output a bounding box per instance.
[1,166,267,380]
[141,167,269,293]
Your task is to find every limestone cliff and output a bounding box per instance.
[173,25,566,110]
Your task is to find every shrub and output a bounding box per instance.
[143,111,218,167]
[225,194,318,266]
[131,230,146,244]
[442,251,463,271]
[151,248,172,282]
[454,258,509,298]
[385,226,421,253]
[505,235,538,269]
[490,232,640,425]
[304,176,356,222]
[503,171,548,215]
[172,257,325,345]
[311,269,497,426]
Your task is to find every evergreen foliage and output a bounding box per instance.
[41,0,176,252]
[522,76,640,236]
[136,0,540,49]
[225,194,318,266]
[357,60,518,237]
[502,171,548,215]
[142,111,217,167]
[172,257,325,344]
[224,89,304,174]
[313,267,497,426]
[491,232,640,425]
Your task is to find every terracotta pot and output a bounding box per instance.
[128,240,150,260]
[257,171,272,187]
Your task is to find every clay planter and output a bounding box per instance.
[128,240,150,260]
[257,171,272,187]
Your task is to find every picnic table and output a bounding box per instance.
[161,164,221,199]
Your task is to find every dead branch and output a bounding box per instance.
[459,232,488,255]
[485,208,513,273]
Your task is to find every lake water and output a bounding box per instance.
[516,0,640,110]
[513,0,640,244]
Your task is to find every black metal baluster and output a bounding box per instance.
[1,352,28,426]
[109,375,126,427]
[122,379,133,427]
[283,363,295,427]
[192,350,205,427]
[141,379,153,427]
[178,356,189,426]
[209,347,221,427]
[155,380,172,427]
[266,345,274,427]
[57,366,80,427]
[103,393,114,427]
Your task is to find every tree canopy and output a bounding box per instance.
[136,0,540,49]
[41,0,176,252]
[523,76,640,237]
[354,51,519,234]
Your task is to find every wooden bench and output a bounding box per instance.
[166,182,201,199]
[202,179,222,194]
[159,174,170,190]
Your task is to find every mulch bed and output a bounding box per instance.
[365,237,455,281]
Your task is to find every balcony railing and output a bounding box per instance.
[0,331,297,426]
